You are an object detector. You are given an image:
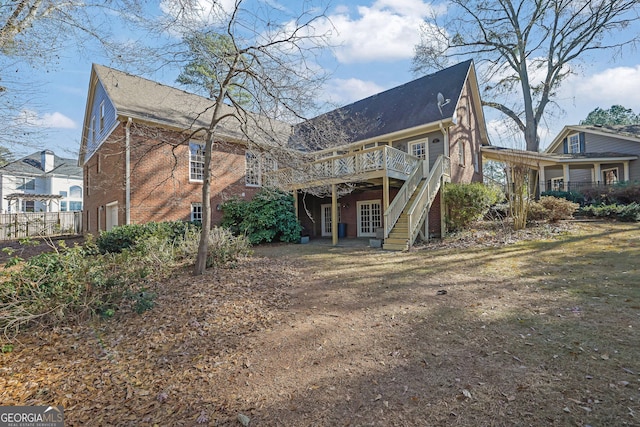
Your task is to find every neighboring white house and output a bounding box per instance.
[0,150,83,213]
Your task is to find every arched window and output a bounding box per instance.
[69,185,82,198]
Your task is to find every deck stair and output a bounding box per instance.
[382,155,449,251]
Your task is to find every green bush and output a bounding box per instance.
[96,221,199,254]
[444,183,503,231]
[581,203,640,222]
[221,189,302,244]
[529,196,579,222]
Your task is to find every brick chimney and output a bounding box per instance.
[41,150,55,172]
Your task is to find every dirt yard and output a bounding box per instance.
[1,221,639,426]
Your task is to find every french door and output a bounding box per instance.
[357,200,381,237]
[321,204,341,237]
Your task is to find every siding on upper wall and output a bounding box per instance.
[548,131,640,181]
[391,130,445,170]
[84,80,118,163]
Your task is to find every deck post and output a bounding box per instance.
[440,179,446,238]
[293,190,299,220]
[332,184,338,246]
[382,176,389,218]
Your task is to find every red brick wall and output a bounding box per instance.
[449,78,484,185]
[84,125,126,234]
[83,121,259,234]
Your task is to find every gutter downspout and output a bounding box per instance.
[125,117,132,225]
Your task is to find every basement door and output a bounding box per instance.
[320,203,341,237]
[105,202,118,231]
[357,200,381,237]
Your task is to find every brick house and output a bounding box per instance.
[79,60,488,249]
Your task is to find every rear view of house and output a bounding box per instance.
[79,60,489,249]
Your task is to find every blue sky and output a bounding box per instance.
[12,0,640,158]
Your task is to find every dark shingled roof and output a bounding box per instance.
[292,60,473,148]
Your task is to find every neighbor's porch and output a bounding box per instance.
[481,146,638,196]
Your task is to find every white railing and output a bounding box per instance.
[264,145,419,189]
[0,211,83,240]
[383,160,424,238]
[406,155,450,246]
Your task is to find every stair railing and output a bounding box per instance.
[383,159,423,238]
[406,155,448,247]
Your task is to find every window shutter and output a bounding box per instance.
[579,132,585,153]
[562,138,568,154]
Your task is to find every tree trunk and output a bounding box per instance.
[194,133,214,275]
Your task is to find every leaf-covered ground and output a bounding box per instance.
[1,221,639,426]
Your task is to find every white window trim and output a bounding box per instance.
[356,199,382,238]
[245,150,277,187]
[568,133,580,154]
[551,177,564,191]
[602,167,619,185]
[409,139,428,160]
[191,202,203,222]
[189,141,205,183]
[99,101,105,132]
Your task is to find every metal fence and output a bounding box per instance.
[0,211,83,240]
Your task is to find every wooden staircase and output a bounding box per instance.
[382,187,421,251]
[382,155,449,251]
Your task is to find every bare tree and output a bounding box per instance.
[146,0,333,274]
[0,0,145,148]
[413,0,640,153]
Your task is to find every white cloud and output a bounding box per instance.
[564,65,640,109]
[324,0,445,64]
[324,78,385,104]
[17,110,77,129]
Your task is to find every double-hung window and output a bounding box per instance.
[18,177,36,190]
[409,140,427,159]
[246,151,276,187]
[191,203,202,222]
[568,134,580,154]
[190,142,205,181]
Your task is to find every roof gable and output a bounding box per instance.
[546,124,640,153]
[79,64,293,165]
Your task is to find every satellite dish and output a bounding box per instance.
[437,92,450,116]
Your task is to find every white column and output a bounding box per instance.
[331,184,338,246]
[594,163,601,185]
[539,166,546,194]
[563,164,570,190]
[623,161,630,182]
